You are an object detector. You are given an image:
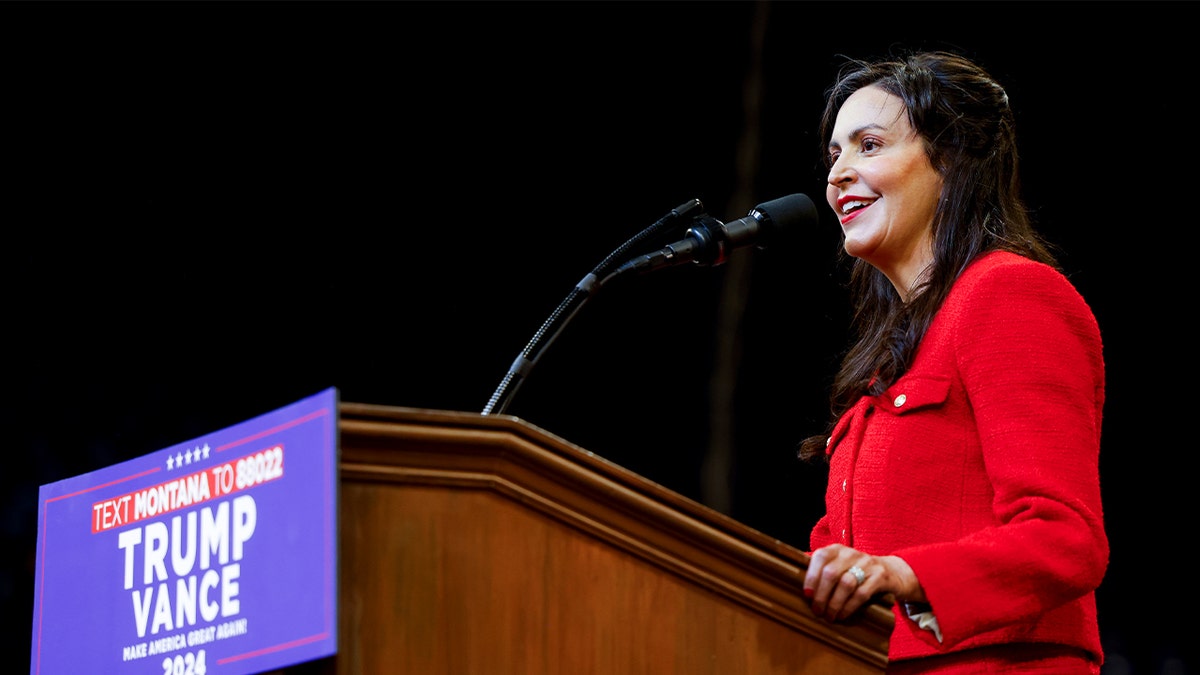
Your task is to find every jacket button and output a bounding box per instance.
[893,393,907,407]
[842,479,847,492]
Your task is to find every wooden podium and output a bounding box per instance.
[293,402,893,673]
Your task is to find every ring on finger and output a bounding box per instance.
[848,565,866,586]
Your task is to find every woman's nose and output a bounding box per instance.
[827,156,855,186]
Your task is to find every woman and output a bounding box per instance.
[798,51,1108,673]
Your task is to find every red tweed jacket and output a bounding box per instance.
[810,251,1108,666]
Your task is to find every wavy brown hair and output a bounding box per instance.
[797,51,1059,462]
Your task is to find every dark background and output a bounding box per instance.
[4,2,1187,673]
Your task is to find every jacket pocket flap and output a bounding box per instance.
[879,374,951,415]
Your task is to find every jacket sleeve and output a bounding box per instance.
[891,258,1108,647]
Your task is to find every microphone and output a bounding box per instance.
[614,193,818,276]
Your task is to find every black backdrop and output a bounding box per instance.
[5,2,1187,673]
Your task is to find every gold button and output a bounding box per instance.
[893,393,907,407]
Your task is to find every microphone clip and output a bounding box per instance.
[681,214,732,267]
[613,211,740,277]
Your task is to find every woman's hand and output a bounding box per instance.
[803,544,926,621]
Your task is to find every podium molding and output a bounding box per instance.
[315,403,893,673]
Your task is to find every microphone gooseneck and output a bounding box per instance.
[481,198,704,416]
[480,194,817,417]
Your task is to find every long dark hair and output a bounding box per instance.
[797,50,1059,462]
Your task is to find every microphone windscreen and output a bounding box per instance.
[756,193,819,233]
[752,193,819,249]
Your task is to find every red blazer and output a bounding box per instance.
[810,251,1108,666]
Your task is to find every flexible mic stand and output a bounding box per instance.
[481,198,705,416]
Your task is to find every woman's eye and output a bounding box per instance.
[861,138,881,152]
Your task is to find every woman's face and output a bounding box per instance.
[825,84,943,298]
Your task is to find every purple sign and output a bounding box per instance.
[31,388,339,674]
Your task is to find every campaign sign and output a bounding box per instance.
[30,388,339,675]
